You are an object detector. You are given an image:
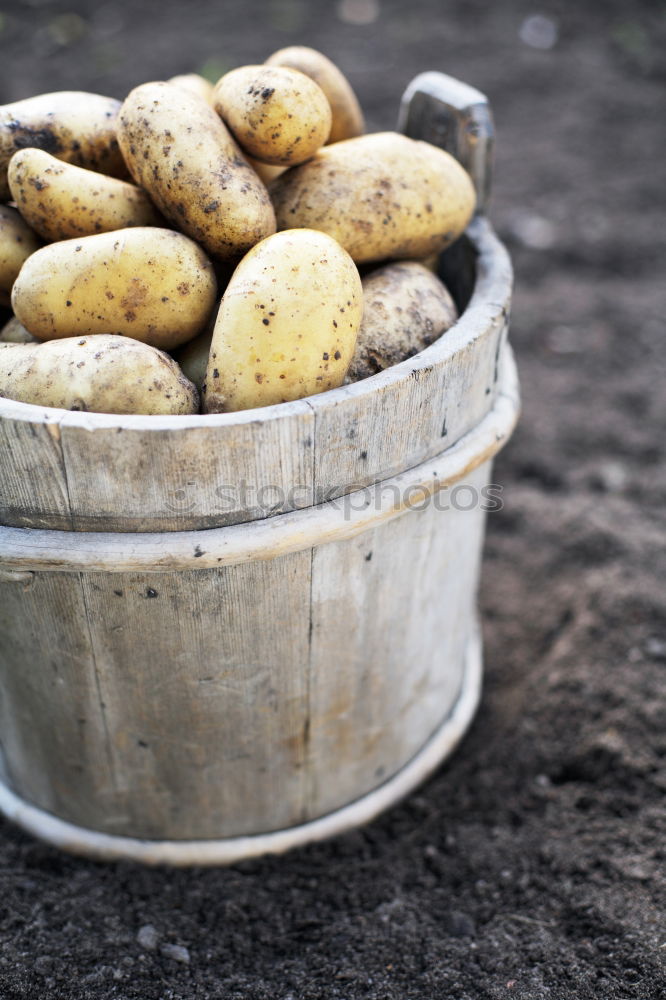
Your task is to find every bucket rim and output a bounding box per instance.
[0,216,512,432]
[0,345,519,573]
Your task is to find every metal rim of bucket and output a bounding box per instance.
[0,621,482,866]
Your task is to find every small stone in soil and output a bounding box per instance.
[160,943,190,964]
[137,924,159,951]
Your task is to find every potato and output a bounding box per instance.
[203,229,362,412]
[419,252,440,273]
[245,154,287,185]
[265,46,364,144]
[0,315,38,344]
[8,148,162,243]
[173,329,213,390]
[168,73,215,105]
[0,335,198,414]
[0,205,42,307]
[271,132,476,264]
[11,227,217,351]
[0,91,126,201]
[213,65,331,166]
[347,262,458,382]
[172,308,217,389]
[117,82,276,261]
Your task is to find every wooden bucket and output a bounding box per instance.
[0,76,518,864]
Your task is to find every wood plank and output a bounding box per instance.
[72,553,311,838]
[57,400,315,532]
[0,571,114,820]
[308,305,507,503]
[305,460,492,819]
[0,401,72,529]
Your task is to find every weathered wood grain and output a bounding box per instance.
[0,463,495,839]
[0,624,483,865]
[0,571,111,821]
[73,556,312,839]
[57,401,316,532]
[305,460,491,819]
[0,400,72,529]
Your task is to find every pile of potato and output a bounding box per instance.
[0,48,475,416]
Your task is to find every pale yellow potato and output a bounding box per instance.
[0,204,41,306]
[8,148,162,243]
[348,262,458,382]
[0,315,38,343]
[265,46,364,144]
[271,132,476,265]
[173,328,212,389]
[117,82,275,261]
[168,73,215,105]
[0,335,198,414]
[203,229,362,412]
[0,91,126,200]
[213,65,331,166]
[172,307,217,389]
[12,227,217,351]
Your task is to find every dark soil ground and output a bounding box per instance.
[0,1,665,997]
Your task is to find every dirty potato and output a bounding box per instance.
[8,148,162,242]
[168,73,215,105]
[172,308,217,389]
[245,154,287,185]
[117,82,276,261]
[0,335,198,414]
[11,227,217,351]
[203,229,362,412]
[265,46,364,144]
[0,315,38,343]
[271,132,476,264]
[0,91,126,200]
[348,262,458,381]
[213,65,331,166]
[419,252,440,273]
[0,204,42,307]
